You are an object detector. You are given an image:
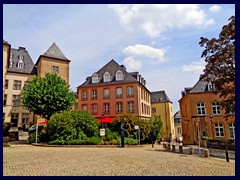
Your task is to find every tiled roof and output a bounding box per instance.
[150,91,172,103]
[42,42,69,61]
[189,80,208,93]
[79,59,140,87]
[7,47,35,74]
[174,111,181,118]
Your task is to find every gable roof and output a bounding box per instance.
[79,59,141,87]
[41,42,70,61]
[7,47,35,74]
[150,91,172,103]
[174,111,181,119]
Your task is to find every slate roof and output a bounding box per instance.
[7,47,35,74]
[41,42,70,61]
[174,111,181,119]
[189,80,209,93]
[79,59,143,88]
[3,39,9,44]
[150,91,172,103]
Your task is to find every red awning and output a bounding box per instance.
[97,117,114,123]
[38,120,47,125]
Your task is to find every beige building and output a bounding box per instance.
[3,41,70,128]
[3,40,11,96]
[174,111,182,139]
[151,91,175,139]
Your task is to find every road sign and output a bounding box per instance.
[100,129,105,136]
[134,125,139,130]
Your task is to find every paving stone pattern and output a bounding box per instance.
[3,145,235,176]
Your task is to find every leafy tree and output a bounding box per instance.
[150,116,163,143]
[48,110,100,141]
[199,16,235,114]
[21,73,75,120]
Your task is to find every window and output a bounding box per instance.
[13,80,21,90]
[9,53,13,67]
[3,94,7,106]
[229,123,235,139]
[127,102,134,113]
[92,74,99,83]
[82,104,88,111]
[177,127,181,134]
[174,118,181,125]
[52,66,59,73]
[5,79,9,89]
[215,122,224,137]
[212,102,221,115]
[92,90,97,99]
[82,90,87,100]
[127,86,134,97]
[116,70,123,81]
[11,113,19,127]
[103,72,111,82]
[22,113,29,124]
[17,60,24,68]
[12,95,21,107]
[91,104,98,114]
[116,87,122,98]
[197,103,206,115]
[103,89,110,99]
[23,81,30,90]
[116,102,123,113]
[104,103,110,114]
[152,107,156,113]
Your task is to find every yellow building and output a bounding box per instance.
[174,111,182,139]
[151,91,175,139]
[179,80,235,145]
[3,41,70,129]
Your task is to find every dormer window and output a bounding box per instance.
[207,82,215,91]
[9,53,13,67]
[92,74,99,83]
[116,70,123,81]
[17,54,24,68]
[19,54,24,61]
[103,72,111,82]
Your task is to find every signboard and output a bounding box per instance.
[100,128,105,136]
[134,125,139,130]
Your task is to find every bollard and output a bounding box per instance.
[225,149,230,162]
[179,145,183,153]
[203,149,209,158]
[167,143,171,150]
[172,145,175,152]
[189,147,194,155]
[163,143,166,149]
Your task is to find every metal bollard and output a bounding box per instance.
[172,145,176,152]
[203,149,209,158]
[163,143,167,149]
[225,149,230,162]
[189,147,194,155]
[179,146,183,153]
[167,143,171,150]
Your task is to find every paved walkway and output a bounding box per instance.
[3,144,235,176]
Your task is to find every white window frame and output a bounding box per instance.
[13,80,21,90]
[197,103,206,116]
[116,70,123,81]
[92,74,99,83]
[212,102,221,115]
[215,122,224,137]
[116,87,122,98]
[127,86,134,97]
[103,89,110,99]
[104,103,110,114]
[22,113,29,124]
[52,66,59,73]
[103,72,111,82]
[116,102,123,113]
[92,90,97,99]
[82,90,87,100]
[127,102,134,113]
[12,95,21,107]
[91,104,98,114]
[229,123,235,139]
[82,104,87,111]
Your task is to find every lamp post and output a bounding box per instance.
[101,112,104,128]
[209,114,214,139]
[35,116,39,144]
[120,119,125,148]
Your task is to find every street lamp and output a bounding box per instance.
[209,114,214,139]
[120,119,125,148]
[101,112,104,128]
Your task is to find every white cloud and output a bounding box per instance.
[181,59,206,73]
[122,44,166,61]
[123,57,142,71]
[109,4,214,37]
[209,5,222,12]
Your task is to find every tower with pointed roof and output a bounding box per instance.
[35,42,71,84]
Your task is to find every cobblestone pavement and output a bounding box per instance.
[3,144,235,176]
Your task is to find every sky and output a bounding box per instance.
[3,4,235,114]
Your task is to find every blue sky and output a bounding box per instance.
[3,4,235,113]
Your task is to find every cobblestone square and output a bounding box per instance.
[3,144,235,176]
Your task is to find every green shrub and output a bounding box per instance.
[48,110,100,142]
[110,139,119,145]
[124,138,138,145]
[3,122,11,136]
[49,139,65,145]
[29,132,42,143]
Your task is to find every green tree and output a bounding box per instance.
[199,16,235,114]
[21,73,75,120]
[150,116,163,143]
[48,110,100,141]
